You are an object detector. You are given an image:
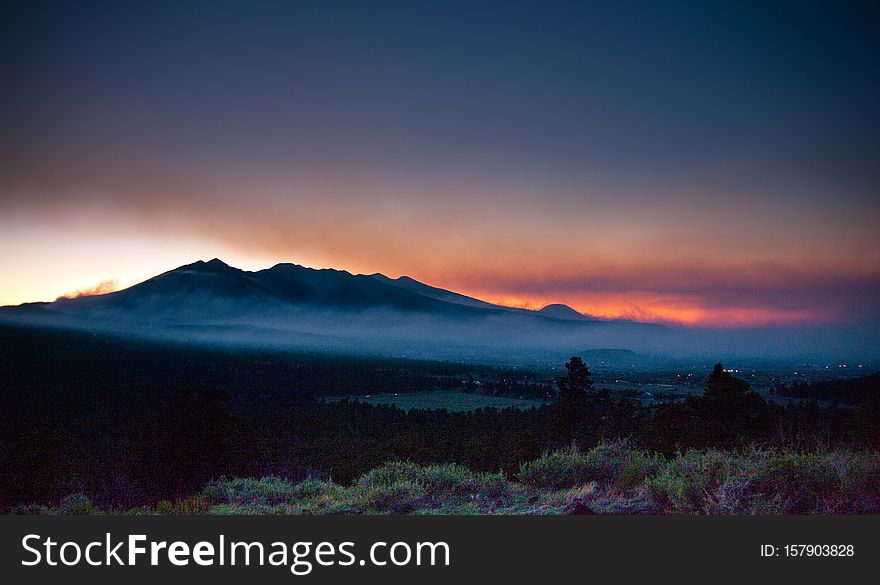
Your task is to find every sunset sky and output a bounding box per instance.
[2,1,879,326]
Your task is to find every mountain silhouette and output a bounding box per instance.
[35,258,484,316]
[9,258,612,322]
[370,273,511,311]
[0,258,668,360]
[537,303,591,321]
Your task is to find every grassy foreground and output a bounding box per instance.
[14,442,880,515]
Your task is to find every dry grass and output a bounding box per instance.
[15,443,880,515]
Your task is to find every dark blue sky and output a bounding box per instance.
[5,1,878,180]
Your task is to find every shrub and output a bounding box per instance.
[203,476,286,505]
[173,495,211,515]
[9,504,52,515]
[750,450,854,514]
[644,448,880,514]
[363,480,426,513]
[292,477,342,498]
[613,450,661,491]
[647,449,736,513]
[202,476,332,506]
[357,461,423,488]
[586,488,660,514]
[18,446,880,515]
[358,461,506,498]
[519,448,592,489]
[838,451,880,514]
[519,441,658,490]
[59,493,99,515]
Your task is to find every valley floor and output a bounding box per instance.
[325,390,548,412]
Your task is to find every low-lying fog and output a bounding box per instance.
[2,291,878,367]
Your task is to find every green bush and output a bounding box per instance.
[9,504,52,515]
[838,451,880,513]
[519,441,658,490]
[519,447,592,489]
[750,451,840,514]
[292,477,342,498]
[14,444,880,515]
[363,480,426,513]
[173,494,210,515]
[358,461,506,497]
[203,476,296,506]
[643,448,880,515]
[59,493,99,515]
[613,450,661,491]
[647,449,739,514]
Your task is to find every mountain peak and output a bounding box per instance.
[176,257,228,268]
[266,262,304,271]
[175,258,236,274]
[537,303,588,321]
[370,274,416,284]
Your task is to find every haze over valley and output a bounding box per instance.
[2,258,877,366]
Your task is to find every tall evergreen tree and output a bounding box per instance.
[549,357,594,447]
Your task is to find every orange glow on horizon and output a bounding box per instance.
[0,217,865,329]
[468,291,832,328]
[0,245,846,328]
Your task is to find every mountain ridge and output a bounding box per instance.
[0,258,671,362]
[5,258,638,324]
